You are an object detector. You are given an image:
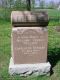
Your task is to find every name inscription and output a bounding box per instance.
[14,29,47,55]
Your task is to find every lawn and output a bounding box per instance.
[0,19,60,80]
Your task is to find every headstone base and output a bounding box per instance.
[9,57,51,76]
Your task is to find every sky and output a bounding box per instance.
[35,0,60,4]
[46,0,60,3]
[35,0,60,7]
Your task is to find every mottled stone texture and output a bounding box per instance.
[9,57,51,76]
[11,11,49,27]
[9,11,51,76]
[12,27,48,64]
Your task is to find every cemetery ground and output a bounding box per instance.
[0,20,60,80]
[0,10,60,79]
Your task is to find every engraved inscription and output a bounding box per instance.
[15,29,46,55]
[12,28,48,63]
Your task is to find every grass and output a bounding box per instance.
[0,19,60,80]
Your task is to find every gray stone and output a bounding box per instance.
[9,57,51,76]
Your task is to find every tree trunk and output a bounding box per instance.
[26,0,31,11]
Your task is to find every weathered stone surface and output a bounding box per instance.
[9,11,51,76]
[11,27,48,64]
[9,57,51,76]
[11,11,49,27]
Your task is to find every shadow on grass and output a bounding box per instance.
[48,47,60,75]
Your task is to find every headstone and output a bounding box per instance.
[9,11,51,76]
[12,27,48,64]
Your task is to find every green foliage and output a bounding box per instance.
[47,1,57,9]
[0,1,60,79]
[31,0,35,9]
[14,0,27,10]
[39,0,45,9]
[0,20,60,80]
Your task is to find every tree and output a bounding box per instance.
[39,0,45,9]
[26,0,31,10]
[48,1,56,9]
[14,0,27,10]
